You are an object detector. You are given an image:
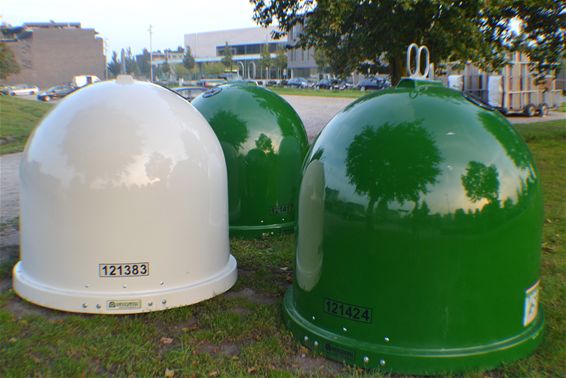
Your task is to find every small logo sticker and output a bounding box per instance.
[107,299,142,311]
[523,280,540,327]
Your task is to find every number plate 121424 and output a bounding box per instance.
[323,298,372,323]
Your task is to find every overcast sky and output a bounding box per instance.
[2,0,260,58]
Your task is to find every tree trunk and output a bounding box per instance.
[389,55,405,86]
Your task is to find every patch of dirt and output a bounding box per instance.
[4,296,69,321]
[197,341,241,358]
[289,354,344,376]
[0,278,11,292]
[0,245,19,265]
[228,306,252,316]
[224,288,278,305]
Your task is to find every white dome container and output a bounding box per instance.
[13,75,237,314]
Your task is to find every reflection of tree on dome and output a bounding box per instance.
[461,161,500,206]
[346,122,442,223]
[255,133,275,155]
[209,110,249,152]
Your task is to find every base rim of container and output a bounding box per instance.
[282,287,544,374]
[12,255,238,314]
[229,221,295,237]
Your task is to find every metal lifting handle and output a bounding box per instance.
[406,43,430,79]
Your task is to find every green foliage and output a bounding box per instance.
[136,49,151,78]
[274,46,288,78]
[161,59,171,75]
[0,43,20,80]
[314,48,330,75]
[124,47,140,77]
[202,62,227,76]
[0,96,52,155]
[107,51,121,78]
[183,46,195,71]
[221,42,234,70]
[251,0,565,84]
[173,64,190,80]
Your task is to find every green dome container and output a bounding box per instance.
[283,78,544,374]
[193,84,309,237]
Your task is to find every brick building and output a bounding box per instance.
[1,22,105,89]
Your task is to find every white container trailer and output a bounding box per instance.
[449,52,561,116]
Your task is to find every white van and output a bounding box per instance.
[72,75,100,88]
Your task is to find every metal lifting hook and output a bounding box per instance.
[406,43,430,79]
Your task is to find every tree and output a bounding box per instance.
[161,58,171,79]
[174,64,190,80]
[260,44,272,79]
[0,43,20,79]
[107,51,121,78]
[136,49,151,78]
[251,0,565,84]
[221,42,234,71]
[314,48,330,76]
[274,46,288,79]
[124,47,140,76]
[183,46,195,71]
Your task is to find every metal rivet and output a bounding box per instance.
[122,284,127,288]
[342,327,347,332]
[260,220,264,223]
[96,304,101,309]
[312,316,316,320]
[84,284,90,288]
[160,281,164,286]
[303,336,309,342]
[148,302,153,306]
[282,218,285,221]
[380,359,386,366]
[363,356,369,364]
[313,341,319,347]
[384,337,390,342]
[162,299,167,305]
[82,303,88,308]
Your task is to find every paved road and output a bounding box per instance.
[0,94,564,248]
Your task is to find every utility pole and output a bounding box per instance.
[103,38,109,80]
[148,24,153,82]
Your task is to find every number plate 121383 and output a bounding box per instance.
[99,263,149,277]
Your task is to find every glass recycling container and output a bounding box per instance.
[13,75,237,314]
[283,78,544,374]
[192,84,309,237]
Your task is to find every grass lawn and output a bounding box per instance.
[0,96,53,155]
[271,86,365,99]
[0,99,564,376]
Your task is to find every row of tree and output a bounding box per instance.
[106,42,289,81]
[251,0,564,84]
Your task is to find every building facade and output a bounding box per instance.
[184,26,287,79]
[1,22,105,88]
[286,24,318,79]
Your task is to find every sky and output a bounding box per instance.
[2,0,260,58]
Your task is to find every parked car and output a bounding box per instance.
[333,80,354,90]
[37,85,76,102]
[287,77,311,88]
[172,86,208,101]
[316,79,334,89]
[357,77,390,91]
[8,84,39,96]
[0,85,11,95]
[196,78,227,88]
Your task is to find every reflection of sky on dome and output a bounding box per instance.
[27,82,212,190]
